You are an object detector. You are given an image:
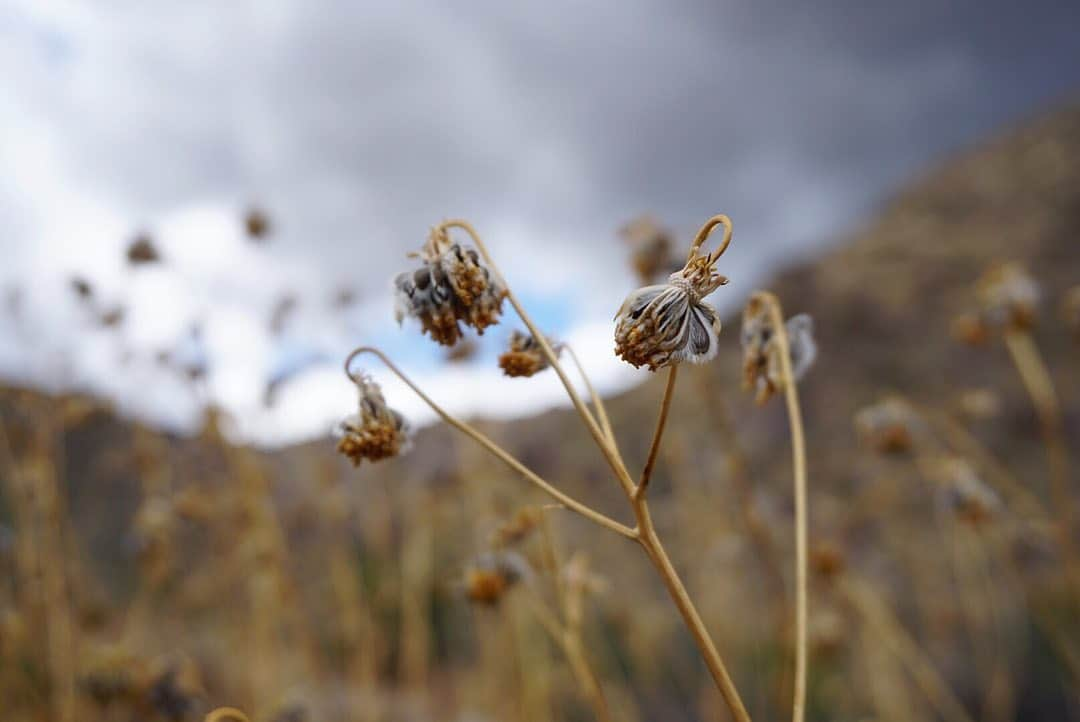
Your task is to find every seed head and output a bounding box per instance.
[126,233,161,266]
[490,507,543,548]
[463,551,532,606]
[975,262,1040,331]
[854,398,923,454]
[809,541,846,582]
[70,276,95,301]
[740,298,817,404]
[394,228,506,346]
[614,256,726,370]
[932,457,1001,525]
[950,312,990,346]
[335,374,411,466]
[498,330,561,377]
[244,206,271,240]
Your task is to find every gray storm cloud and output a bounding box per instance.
[0,0,1077,440]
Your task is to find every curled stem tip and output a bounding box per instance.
[205,709,252,722]
[689,214,734,265]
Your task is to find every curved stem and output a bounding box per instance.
[438,219,637,498]
[205,708,252,722]
[635,365,679,501]
[345,347,636,540]
[564,344,619,452]
[752,290,808,722]
[688,214,733,265]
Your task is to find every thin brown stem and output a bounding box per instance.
[526,593,614,722]
[635,365,679,501]
[632,502,753,722]
[1003,330,1071,542]
[438,219,637,498]
[345,347,636,540]
[753,291,809,722]
[564,344,619,453]
[842,577,976,722]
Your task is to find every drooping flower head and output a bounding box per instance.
[335,373,411,466]
[854,397,925,455]
[975,262,1041,332]
[394,226,506,346]
[614,215,733,370]
[498,329,562,378]
[932,457,1001,525]
[462,550,532,606]
[740,295,817,404]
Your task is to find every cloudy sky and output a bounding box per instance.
[1,0,1078,445]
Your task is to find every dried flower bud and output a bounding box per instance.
[614,256,726,370]
[854,398,923,454]
[950,312,990,346]
[976,262,1040,331]
[1062,285,1080,342]
[244,207,271,240]
[126,234,161,266]
[70,276,95,301]
[809,541,846,581]
[933,457,1001,525]
[490,507,542,547]
[620,215,680,284]
[741,299,817,404]
[335,374,411,466]
[99,306,126,328]
[394,229,506,346]
[463,551,531,605]
[954,388,1002,421]
[498,330,561,377]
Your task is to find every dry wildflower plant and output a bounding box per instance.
[336,214,825,722]
[954,263,1072,546]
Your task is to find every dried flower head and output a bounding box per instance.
[490,507,543,548]
[854,398,923,454]
[244,207,271,240]
[620,215,680,284]
[70,276,95,301]
[809,541,846,581]
[99,306,127,328]
[615,258,726,370]
[394,227,506,346]
[335,373,411,466]
[950,312,990,346]
[933,457,1001,525]
[1061,285,1080,342]
[740,299,817,404]
[463,551,532,605]
[498,330,562,377]
[975,262,1040,331]
[954,388,1002,422]
[126,233,161,266]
